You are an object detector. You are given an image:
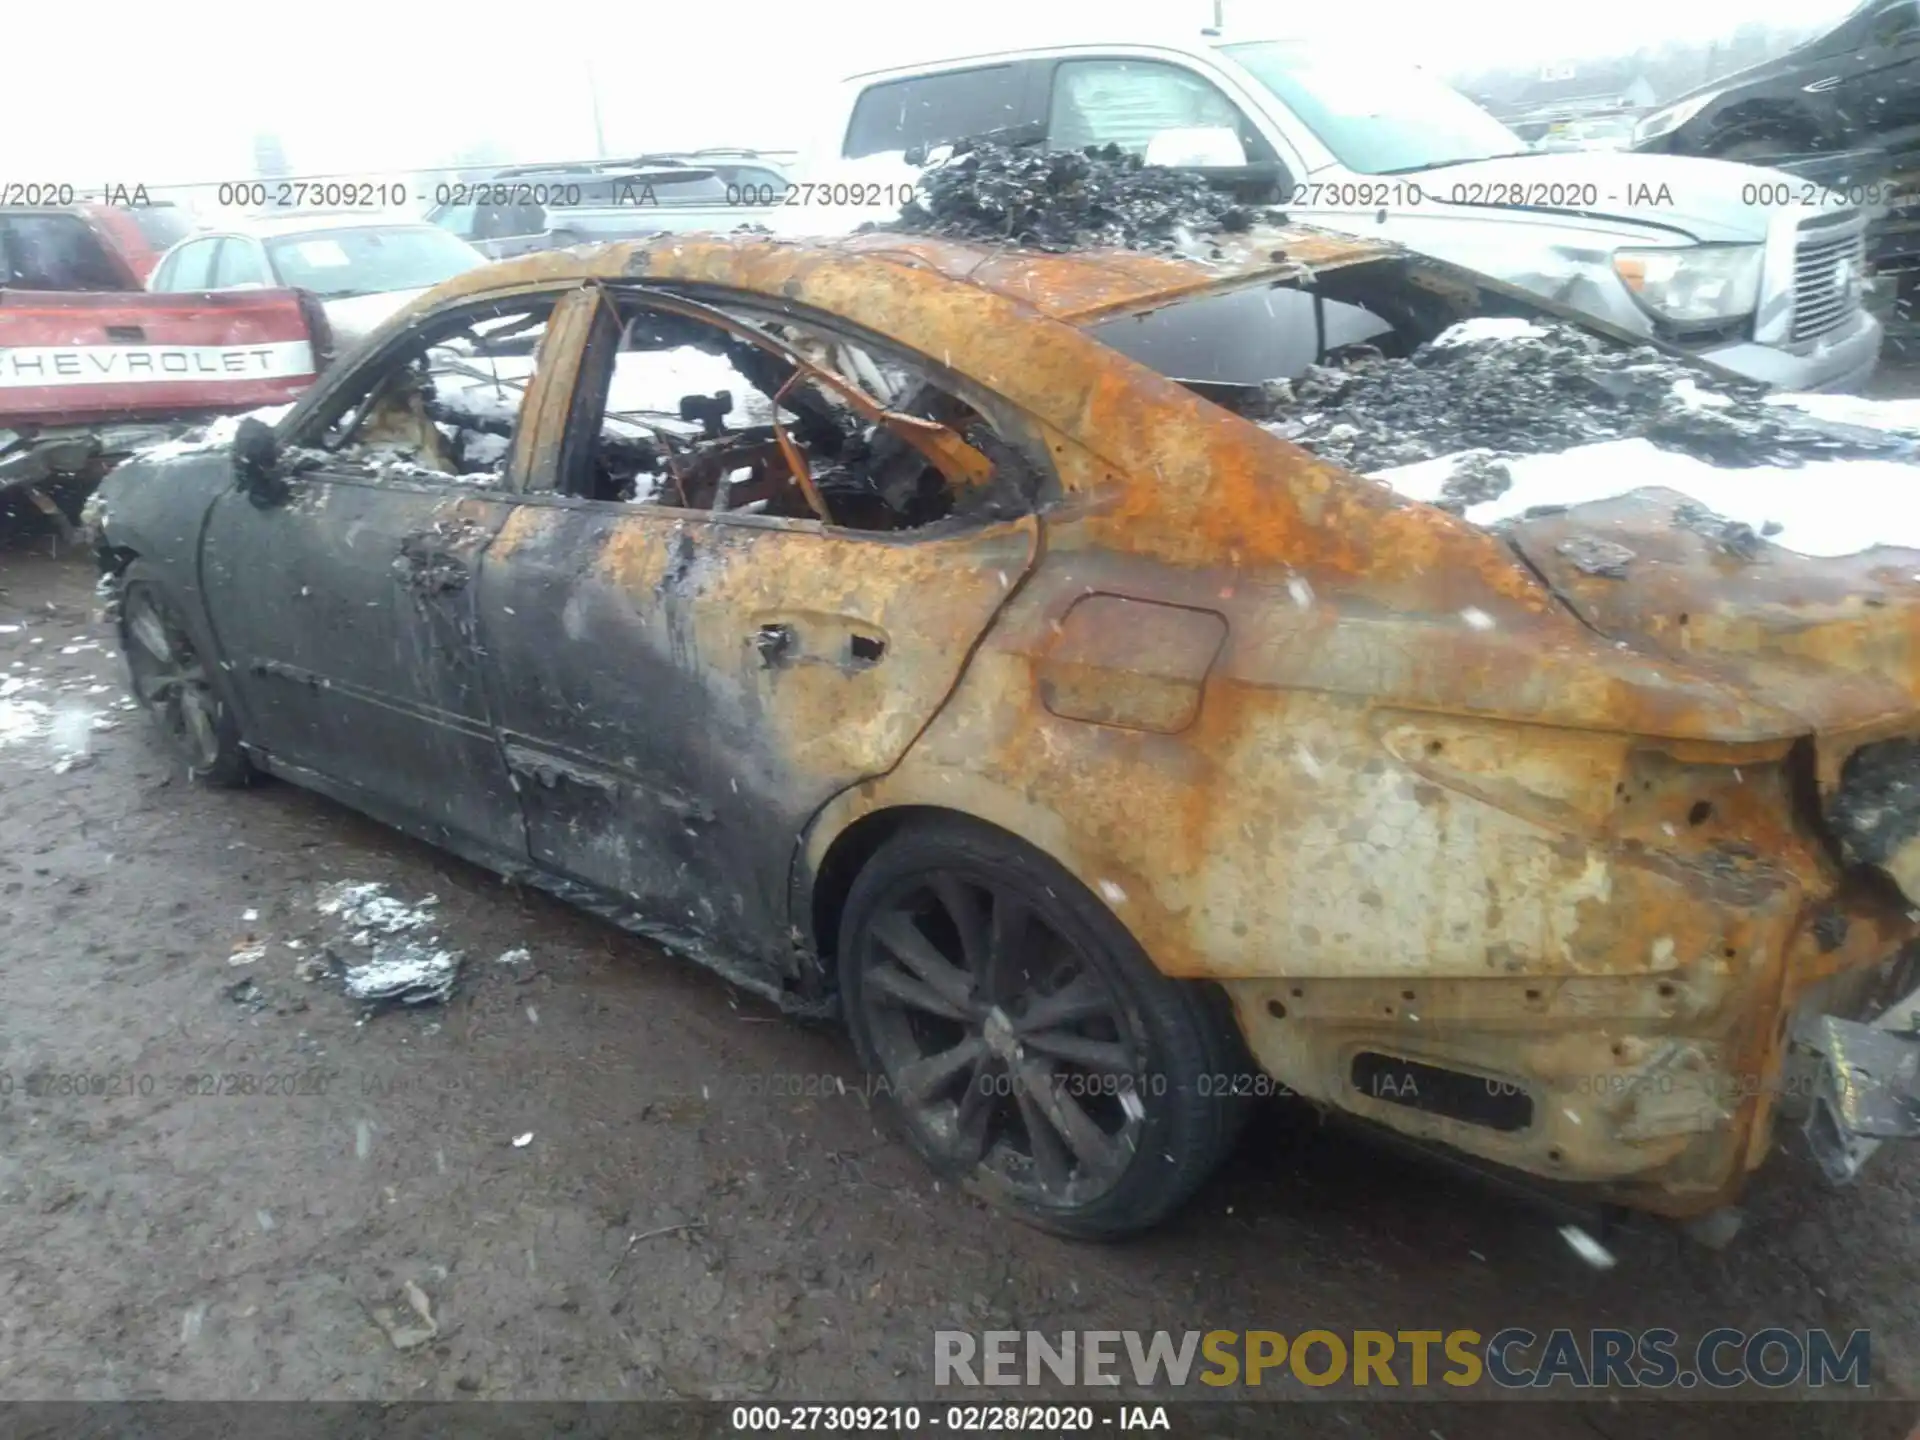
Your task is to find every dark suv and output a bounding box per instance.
[1633,0,1920,162]
[1633,0,1920,321]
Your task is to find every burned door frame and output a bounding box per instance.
[200,284,593,860]
[470,281,1048,995]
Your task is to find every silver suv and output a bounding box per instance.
[425,155,789,259]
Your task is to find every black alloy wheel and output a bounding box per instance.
[839,818,1246,1238]
[119,569,249,786]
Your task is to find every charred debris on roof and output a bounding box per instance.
[887,139,1277,255]
[1260,321,1916,477]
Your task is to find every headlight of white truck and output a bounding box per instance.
[1612,244,1764,325]
[1633,91,1717,144]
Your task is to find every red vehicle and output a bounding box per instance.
[1,201,195,288]
[1,204,326,531]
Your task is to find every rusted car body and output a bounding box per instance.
[91,226,1920,1236]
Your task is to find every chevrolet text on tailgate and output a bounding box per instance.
[0,291,318,420]
[0,204,322,527]
[802,31,1882,392]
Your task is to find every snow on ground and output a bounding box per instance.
[1770,391,1920,434]
[0,679,51,747]
[1371,438,1920,558]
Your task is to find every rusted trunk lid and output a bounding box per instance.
[1506,489,1920,759]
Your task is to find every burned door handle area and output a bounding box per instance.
[392,541,472,598]
[503,743,619,796]
[502,743,714,829]
[755,623,796,668]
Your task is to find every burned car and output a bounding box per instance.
[90,228,1920,1239]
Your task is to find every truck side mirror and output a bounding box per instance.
[232,417,288,506]
[1142,128,1291,203]
[1145,126,1250,169]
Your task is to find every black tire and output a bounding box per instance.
[838,815,1247,1239]
[117,562,251,787]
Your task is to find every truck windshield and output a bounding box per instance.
[1221,41,1527,175]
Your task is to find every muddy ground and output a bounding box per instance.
[1,512,1918,1437]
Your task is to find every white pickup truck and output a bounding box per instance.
[792,33,1882,392]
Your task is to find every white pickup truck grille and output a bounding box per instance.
[1792,221,1867,343]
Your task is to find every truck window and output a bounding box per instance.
[843,64,1031,159]
[1221,41,1517,175]
[1046,59,1269,160]
[0,214,128,290]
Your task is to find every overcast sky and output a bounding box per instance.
[10,0,1854,187]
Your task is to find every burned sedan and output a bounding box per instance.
[90,229,1920,1239]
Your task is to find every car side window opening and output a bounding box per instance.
[158,237,219,291]
[1046,59,1274,162]
[556,289,1045,533]
[297,298,557,486]
[212,238,270,288]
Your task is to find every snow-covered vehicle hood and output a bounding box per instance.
[1406,150,1837,243]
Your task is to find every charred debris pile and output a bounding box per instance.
[1261,322,1916,480]
[889,140,1275,254]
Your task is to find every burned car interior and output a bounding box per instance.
[554,288,1047,531]
[305,297,557,483]
[291,284,1049,535]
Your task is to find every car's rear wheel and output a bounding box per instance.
[838,816,1245,1239]
[119,566,250,787]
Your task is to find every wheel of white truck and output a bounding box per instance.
[118,564,250,787]
[838,816,1245,1239]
